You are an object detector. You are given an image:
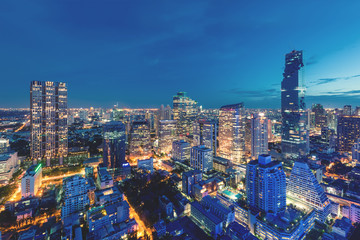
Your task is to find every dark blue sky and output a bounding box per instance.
[1,1,360,108]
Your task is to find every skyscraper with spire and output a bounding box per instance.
[281,50,309,157]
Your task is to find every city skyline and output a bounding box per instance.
[1,1,360,108]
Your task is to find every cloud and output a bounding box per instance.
[225,88,279,98]
[310,74,360,86]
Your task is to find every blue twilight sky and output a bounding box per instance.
[1,0,360,109]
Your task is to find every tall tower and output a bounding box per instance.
[281,50,309,157]
[30,81,68,166]
[128,120,152,160]
[251,113,268,159]
[158,120,177,154]
[246,154,286,214]
[218,103,245,164]
[103,121,126,169]
[193,119,217,156]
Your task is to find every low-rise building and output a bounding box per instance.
[0,151,19,184]
[21,163,42,198]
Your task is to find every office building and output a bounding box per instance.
[158,104,172,120]
[250,113,268,159]
[218,103,245,164]
[103,121,126,169]
[355,106,360,116]
[246,154,286,214]
[172,92,198,138]
[287,161,330,222]
[352,139,360,162]
[172,140,190,162]
[344,105,352,116]
[190,145,213,173]
[128,120,152,160]
[281,50,309,157]
[62,175,89,218]
[21,164,42,198]
[190,201,223,237]
[137,158,153,172]
[30,81,68,166]
[193,119,217,156]
[201,196,235,228]
[182,170,202,196]
[0,138,10,153]
[312,104,327,129]
[158,120,177,154]
[0,151,19,184]
[337,116,360,152]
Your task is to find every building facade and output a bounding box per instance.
[218,103,245,164]
[193,119,217,156]
[190,145,213,173]
[158,120,177,154]
[30,81,68,166]
[103,121,126,169]
[21,164,42,198]
[62,175,89,218]
[250,113,268,159]
[337,116,360,152]
[128,120,152,160]
[172,140,191,162]
[281,50,309,158]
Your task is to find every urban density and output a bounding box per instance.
[1,1,360,240]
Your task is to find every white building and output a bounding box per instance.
[287,161,330,222]
[250,113,268,159]
[172,140,190,162]
[0,138,10,153]
[0,151,19,184]
[62,175,89,218]
[21,163,42,198]
[190,145,213,173]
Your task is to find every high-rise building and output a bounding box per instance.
[158,120,177,154]
[193,119,217,156]
[281,50,309,157]
[355,106,360,116]
[312,104,327,129]
[182,170,202,196]
[0,152,19,184]
[30,81,68,166]
[218,103,245,164]
[251,113,268,159]
[0,138,10,153]
[21,163,42,198]
[344,105,352,116]
[128,120,152,160]
[287,161,330,222]
[246,154,286,214]
[190,145,213,173]
[172,92,198,138]
[337,116,360,152]
[172,140,191,162]
[62,175,89,218]
[352,139,360,162]
[103,121,126,169]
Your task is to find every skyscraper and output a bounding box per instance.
[62,175,89,218]
[246,154,286,214]
[281,50,309,157]
[251,113,268,159]
[30,81,68,166]
[158,120,177,154]
[172,140,191,162]
[190,145,213,172]
[337,116,360,152]
[287,161,330,222]
[218,103,245,164]
[172,92,198,138]
[312,104,327,129]
[128,120,152,160]
[103,121,126,169]
[344,105,352,116]
[193,119,217,156]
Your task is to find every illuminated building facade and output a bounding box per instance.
[0,152,18,184]
[21,163,42,198]
[172,92,198,138]
[172,140,191,162]
[30,81,68,166]
[352,139,360,162]
[281,50,309,157]
[0,138,10,153]
[182,170,202,196]
[218,103,245,164]
[190,145,213,173]
[246,154,286,214]
[337,116,360,152]
[62,175,89,218]
[103,121,126,170]
[158,120,177,154]
[128,120,152,160]
[287,161,330,222]
[344,105,352,116]
[312,104,327,129]
[193,119,217,156]
[250,113,268,159]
